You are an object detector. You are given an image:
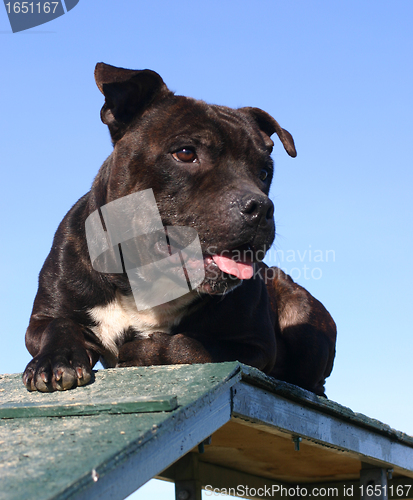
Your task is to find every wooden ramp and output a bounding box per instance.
[0,362,412,500]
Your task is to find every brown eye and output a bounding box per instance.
[172,148,197,163]
[259,169,269,181]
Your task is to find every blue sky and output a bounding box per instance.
[1,1,412,498]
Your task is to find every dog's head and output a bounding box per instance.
[93,63,296,295]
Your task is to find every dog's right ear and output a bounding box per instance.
[239,107,297,158]
[94,63,170,142]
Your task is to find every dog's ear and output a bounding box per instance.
[239,107,297,158]
[94,63,170,142]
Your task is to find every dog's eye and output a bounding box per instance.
[259,169,269,181]
[172,148,197,163]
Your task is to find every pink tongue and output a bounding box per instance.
[212,253,254,279]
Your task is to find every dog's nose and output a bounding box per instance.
[240,193,274,223]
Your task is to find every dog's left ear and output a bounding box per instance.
[94,62,171,142]
[239,107,297,157]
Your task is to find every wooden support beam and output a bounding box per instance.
[360,463,388,500]
[161,454,292,499]
[173,454,202,500]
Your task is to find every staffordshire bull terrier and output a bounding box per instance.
[23,63,336,396]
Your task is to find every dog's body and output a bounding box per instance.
[23,63,336,395]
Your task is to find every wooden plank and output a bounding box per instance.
[0,395,178,419]
[232,383,413,476]
[0,362,241,412]
[0,363,241,500]
[195,419,361,483]
[70,385,233,500]
[239,365,413,447]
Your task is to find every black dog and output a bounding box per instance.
[23,63,336,395]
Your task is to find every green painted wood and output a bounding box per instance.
[1,362,413,500]
[0,395,178,419]
[0,362,242,500]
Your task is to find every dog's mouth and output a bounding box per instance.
[152,237,258,291]
[154,239,255,275]
[198,243,262,295]
[204,247,254,280]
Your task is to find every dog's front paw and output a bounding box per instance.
[22,348,93,392]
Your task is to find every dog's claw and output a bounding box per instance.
[22,371,34,391]
[76,367,91,387]
[54,368,63,382]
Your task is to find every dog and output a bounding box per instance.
[23,63,336,396]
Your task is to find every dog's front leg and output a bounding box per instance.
[117,332,274,372]
[264,266,337,396]
[117,333,214,367]
[23,318,100,392]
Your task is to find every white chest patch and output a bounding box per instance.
[87,292,197,360]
